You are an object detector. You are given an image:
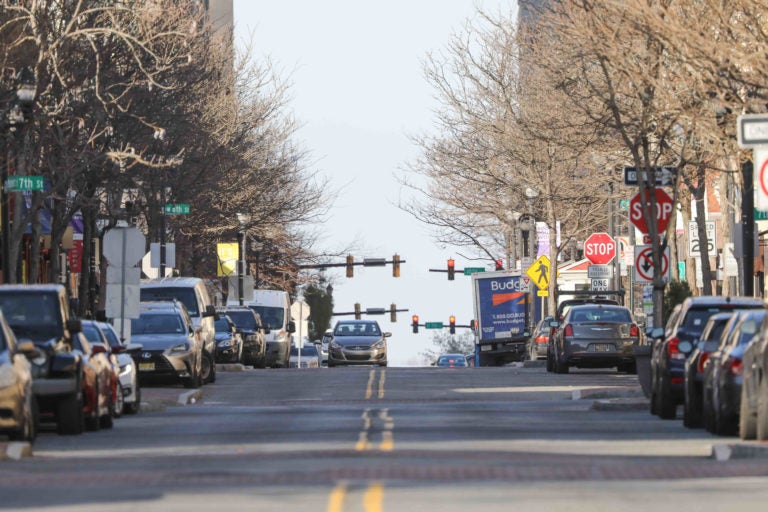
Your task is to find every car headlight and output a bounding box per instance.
[0,365,16,389]
[119,363,133,377]
[167,343,190,354]
[372,340,386,350]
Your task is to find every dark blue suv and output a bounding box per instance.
[650,296,765,420]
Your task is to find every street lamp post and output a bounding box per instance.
[2,76,36,284]
[236,213,251,305]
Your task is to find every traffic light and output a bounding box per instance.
[495,259,504,271]
[354,303,361,320]
[346,255,354,278]
[449,315,456,334]
[447,258,455,280]
[469,319,476,331]
[392,254,400,278]
[412,315,419,333]
[390,303,397,322]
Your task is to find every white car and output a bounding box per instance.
[97,322,143,414]
[289,344,319,368]
[316,330,332,367]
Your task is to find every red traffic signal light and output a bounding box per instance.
[412,315,419,333]
[449,315,456,334]
[447,259,455,280]
[495,259,504,271]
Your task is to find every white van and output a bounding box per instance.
[229,289,295,368]
[140,277,218,383]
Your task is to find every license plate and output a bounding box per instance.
[139,362,155,371]
[591,344,615,353]
[480,345,492,352]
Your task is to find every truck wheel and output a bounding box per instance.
[57,391,85,435]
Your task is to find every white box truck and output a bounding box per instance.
[229,290,295,368]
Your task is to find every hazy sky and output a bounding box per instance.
[233,1,515,365]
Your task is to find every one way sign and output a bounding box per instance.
[634,245,670,283]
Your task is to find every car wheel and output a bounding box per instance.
[683,381,703,429]
[756,377,768,441]
[739,384,757,440]
[112,382,125,419]
[201,351,216,384]
[546,350,553,372]
[124,376,141,415]
[9,393,37,443]
[703,384,716,433]
[656,374,677,420]
[57,389,85,436]
[84,378,101,432]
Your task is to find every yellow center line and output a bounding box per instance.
[363,482,384,512]
[377,369,386,399]
[365,368,376,399]
[379,409,394,451]
[326,483,347,512]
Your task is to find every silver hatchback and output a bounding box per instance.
[327,320,389,367]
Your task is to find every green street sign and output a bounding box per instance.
[463,267,485,275]
[425,322,444,329]
[164,203,190,215]
[5,175,44,192]
[755,208,768,221]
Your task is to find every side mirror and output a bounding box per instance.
[678,340,694,355]
[261,325,271,335]
[125,343,143,353]
[18,341,41,359]
[203,305,216,318]
[650,327,664,339]
[66,318,82,333]
[383,332,392,338]
[287,321,296,334]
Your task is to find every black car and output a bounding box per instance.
[740,309,768,440]
[219,307,268,368]
[682,312,734,428]
[649,296,765,420]
[550,304,639,374]
[701,309,765,435]
[214,314,243,363]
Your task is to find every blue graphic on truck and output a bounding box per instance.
[475,275,529,342]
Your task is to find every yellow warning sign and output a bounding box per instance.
[216,243,239,277]
[525,255,551,291]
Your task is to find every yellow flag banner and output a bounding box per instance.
[217,243,239,277]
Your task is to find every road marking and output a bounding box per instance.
[363,482,384,512]
[379,409,394,451]
[365,369,376,399]
[378,369,386,399]
[326,483,346,512]
[355,408,394,452]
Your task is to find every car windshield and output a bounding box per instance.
[250,306,283,330]
[292,345,317,357]
[334,323,381,336]
[140,287,199,316]
[81,323,104,344]
[226,310,257,330]
[569,308,631,323]
[214,317,232,332]
[684,307,747,336]
[98,324,123,349]
[132,314,185,334]
[0,292,62,342]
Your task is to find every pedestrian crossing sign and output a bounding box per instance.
[525,255,551,291]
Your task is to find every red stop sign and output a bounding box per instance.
[584,232,616,265]
[629,188,674,235]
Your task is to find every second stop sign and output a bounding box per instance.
[584,232,616,265]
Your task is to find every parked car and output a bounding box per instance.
[435,353,469,368]
[214,314,243,363]
[81,320,122,420]
[550,304,639,374]
[682,312,735,428]
[96,321,142,415]
[650,296,765,420]
[0,284,86,435]
[140,277,218,384]
[71,331,116,431]
[740,307,768,440]
[529,316,553,361]
[131,301,203,388]
[218,306,267,368]
[289,343,319,368]
[701,309,766,435]
[0,309,39,442]
[315,329,332,367]
[327,320,389,367]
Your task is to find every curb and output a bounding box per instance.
[590,397,650,411]
[141,388,204,412]
[572,387,644,400]
[712,443,768,461]
[177,388,203,405]
[523,360,546,368]
[0,442,33,461]
[216,363,247,372]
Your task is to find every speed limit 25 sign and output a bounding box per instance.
[688,221,716,257]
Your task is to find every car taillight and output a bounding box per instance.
[728,358,743,376]
[629,324,639,337]
[536,335,548,344]
[564,324,574,337]
[697,352,709,374]
[667,337,686,361]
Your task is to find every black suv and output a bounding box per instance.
[649,296,765,420]
[0,284,86,435]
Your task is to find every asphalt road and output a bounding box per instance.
[2,365,768,511]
